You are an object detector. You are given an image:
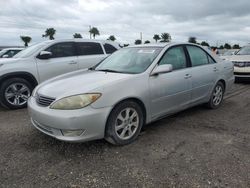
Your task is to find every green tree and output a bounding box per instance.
[144,40,150,44]
[201,41,209,47]
[42,28,56,40]
[188,37,197,44]
[20,36,32,47]
[153,34,161,43]
[161,33,171,42]
[73,33,82,38]
[89,27,100,39]
[224,43,231,49]
[232,44,240,49]
[135,39,142,45]
[107,35,116,41]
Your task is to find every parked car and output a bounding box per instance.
[0,39,120,109]
[0,48,24,58]
[219,49,238,60]
[226,45,250,79]
[28,43,234,145]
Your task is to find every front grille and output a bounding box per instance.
[36,94,55,107]
[234,72,250,76]
[233,61,250,67]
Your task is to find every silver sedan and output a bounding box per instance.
[28,43,235,145]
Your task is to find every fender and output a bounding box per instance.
[0,71,38,87]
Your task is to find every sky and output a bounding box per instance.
[0,0,250,46]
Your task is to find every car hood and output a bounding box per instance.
[0,57,25,64]
[37,70,134,99]
[226,55,250,62]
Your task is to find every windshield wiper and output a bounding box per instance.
[97,69,122,73]
[88,67,95,70]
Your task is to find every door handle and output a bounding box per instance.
[68,61,77,65]
[184,74,192,79]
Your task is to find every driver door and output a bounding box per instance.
[36,42,78,82]
[149,46,192,120]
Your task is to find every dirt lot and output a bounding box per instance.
[0,83,250,188]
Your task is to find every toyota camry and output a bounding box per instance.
[28,43,234,145]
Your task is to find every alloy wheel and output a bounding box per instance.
[4,83,31,106]
[115,107,139,140]
[212,85,223,106]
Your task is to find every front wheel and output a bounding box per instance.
[206,82,225,109]
[0,78,33,109]
[105,101,144,145]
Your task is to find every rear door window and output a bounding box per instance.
[77,42,104,56]
[104,43,117,54]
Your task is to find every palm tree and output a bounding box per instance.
[135,39,142,45]
[188,37,197,44]
[107,35,116,41]
[153,34,161,43]
[20,36,32,47]
[89,27,100,39]
[161,33,171,42]
[42,28,56,40]
[144,40,150,44]
[73,33,82,38]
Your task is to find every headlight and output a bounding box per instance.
[50,93,101,110]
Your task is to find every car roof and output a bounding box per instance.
[128,42,203,48]
[41,39,121,47]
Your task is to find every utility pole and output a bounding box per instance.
[89,25,92,39]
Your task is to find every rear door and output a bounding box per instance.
[186,45,219,104]
[76,42,107,69]
[36,42,78,82]
[149,45,192,119]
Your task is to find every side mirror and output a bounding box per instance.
[151,64,173,76]
[38,51,52,60]
[2,54,9,58]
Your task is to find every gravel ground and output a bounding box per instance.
[0,83,250,188]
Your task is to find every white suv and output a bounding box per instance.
[0,39,120,109]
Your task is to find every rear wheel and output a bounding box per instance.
[0,78,33,109]
[206,82,225,109]
[105,101,144,145]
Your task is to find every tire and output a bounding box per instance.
[105,101,144,146]
[0,78,33,109]
[206,81,225,109]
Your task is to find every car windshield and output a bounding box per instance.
[236,46,250,55]
[14,42,48,58]
[0,49,7,56]
[95,47,162,74]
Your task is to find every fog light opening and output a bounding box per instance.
[61,129,85,137]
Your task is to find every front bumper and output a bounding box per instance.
[28,96,112,142]
[234,66,250,78]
